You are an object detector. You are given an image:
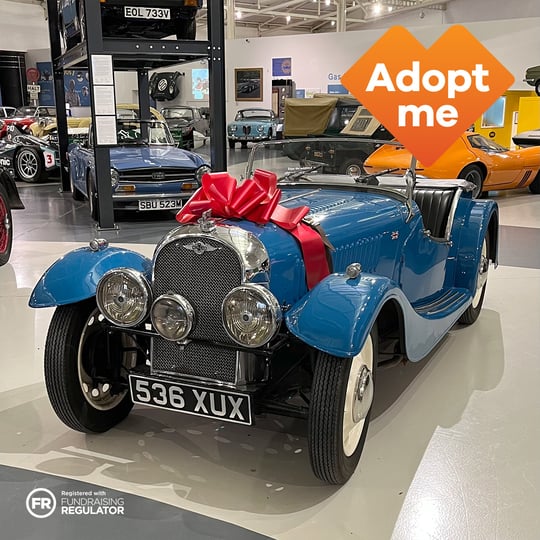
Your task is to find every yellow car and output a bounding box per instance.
[364,132,540,197]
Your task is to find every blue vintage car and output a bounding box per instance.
[29,138,498,485]
[69,119,210,219]
[227,108,278,149]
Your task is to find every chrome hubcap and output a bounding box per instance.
[346,164,361,176]
[352,366,373,423]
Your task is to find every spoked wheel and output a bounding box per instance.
[458,164,485,198]
[0,183,12,266]
[459,234,490,325]
[308,325,377,484]
[44,298,142,432]
[15,148,43,183]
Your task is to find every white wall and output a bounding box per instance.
[0,1,50,51]
[223,17,540,122]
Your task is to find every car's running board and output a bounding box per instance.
[412,288,471,319]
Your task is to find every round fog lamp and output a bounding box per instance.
[151,294,195,341]
[96,269,151,327]
[222,285,282,348]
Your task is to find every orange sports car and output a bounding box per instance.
[364,132,540,197]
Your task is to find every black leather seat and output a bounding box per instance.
[412,188,456,238]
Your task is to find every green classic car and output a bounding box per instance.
[524,65,540,95]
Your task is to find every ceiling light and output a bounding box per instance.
[331,20,336,26]
[373,2,382,15]
[286,15,291,23]
[325,0,331,6]
[235,10,242,19]
[388,6,393,12]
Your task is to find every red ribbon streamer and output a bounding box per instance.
[176,169,330,289]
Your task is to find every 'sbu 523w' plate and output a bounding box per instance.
[129,374,252,425]
[124,7,171,20]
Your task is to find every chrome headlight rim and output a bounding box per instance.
[150,293,195,342]
[110,168,119,188]
[257,125,265,133]
[222,284,282,349]
[196,164,211,182]
[96,268,152,328]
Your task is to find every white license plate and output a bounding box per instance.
[124,6,171,20]
[138,199,182,211]
[129,374,252,425]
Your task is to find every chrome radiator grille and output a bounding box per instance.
[151,235,243,381]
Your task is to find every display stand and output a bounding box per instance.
[46,1,226,229]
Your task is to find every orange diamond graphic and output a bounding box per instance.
[341,25,514,166]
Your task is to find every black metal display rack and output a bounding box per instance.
[45,0,226,229]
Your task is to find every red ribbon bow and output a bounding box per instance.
[176,169,330,289]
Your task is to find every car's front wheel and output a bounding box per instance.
[44,299,140,432]
[458,164,485,198]
[15,148,43,183]
[308,326,377,484]
[0,183,12,266]
[535,80,540,97]
[228,139,235,149]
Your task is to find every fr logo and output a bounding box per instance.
[341,25,514,166]
[26,488,57,519]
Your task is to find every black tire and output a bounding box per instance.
[309,325,378,484]
[458,164,485,198]
[339,157,367,177]
[44,299,137,433]
[0,183,13,266]
[536,81,540,97]
[15,147,43,183]
[87,175,99,221]
[529,171,540,194]
[228,139,235,149]
[459,233,489,325]
[176,17,196,40]
[241,141,248,149]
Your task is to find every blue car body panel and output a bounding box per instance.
[29,246,152,308]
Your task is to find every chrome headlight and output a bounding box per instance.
[257,125,264,132]
[222,285,282,348]
[229,125,237,133]
[151,293,195,341]
[196,164,211,182]
[96,269,151,327]
[110,168,119,188]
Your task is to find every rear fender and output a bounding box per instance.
[453,198,498,293]
[29,245,152,308]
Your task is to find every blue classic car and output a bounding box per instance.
[227,108,278,149]
[69,119,210,219]
[29,138,498,484]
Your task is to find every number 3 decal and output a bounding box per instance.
[43,151,54,167]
